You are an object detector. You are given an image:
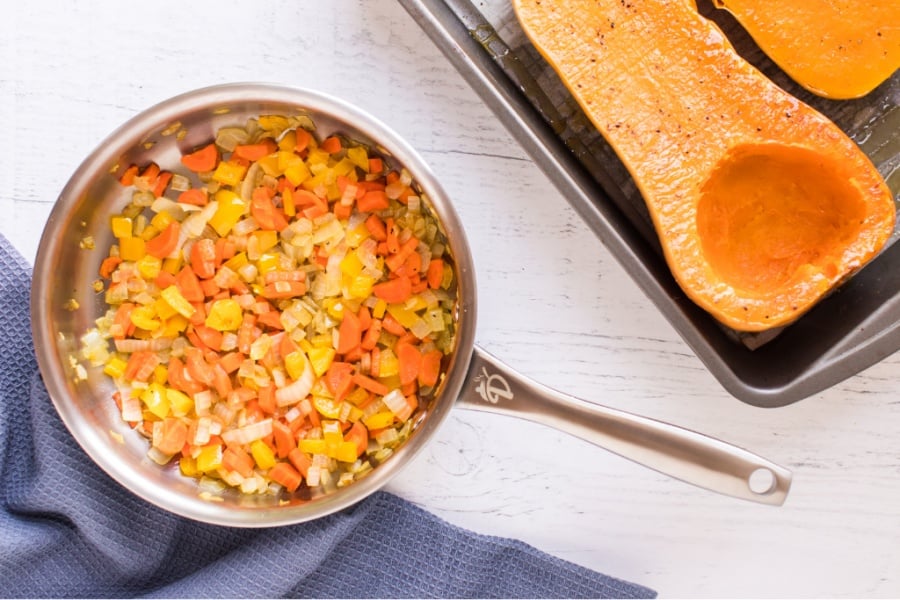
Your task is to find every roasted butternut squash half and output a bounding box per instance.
[513,0,896,332]
[712,0,899,99]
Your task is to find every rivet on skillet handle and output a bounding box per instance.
[456,346,792,505]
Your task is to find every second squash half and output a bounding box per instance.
[513,0,896,332]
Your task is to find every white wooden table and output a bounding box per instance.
[2,2,899,597]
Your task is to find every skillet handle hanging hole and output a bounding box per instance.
[748,467,777,495]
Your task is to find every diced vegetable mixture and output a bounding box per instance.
[79,114,457,497]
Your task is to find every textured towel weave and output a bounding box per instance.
[0,234,655,598]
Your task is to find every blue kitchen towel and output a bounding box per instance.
[0,233,655,599]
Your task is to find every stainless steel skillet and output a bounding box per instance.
[31,83,791,527]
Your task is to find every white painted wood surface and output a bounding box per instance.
[2,2,899,597]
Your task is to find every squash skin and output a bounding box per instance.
[513,0,896,332]
[712,0,899,100]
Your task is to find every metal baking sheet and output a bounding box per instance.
[400,0,900,407]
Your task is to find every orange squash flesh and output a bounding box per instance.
[513,0,896,332]
[712,0,900,99]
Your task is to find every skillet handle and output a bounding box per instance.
[456,346,792,505]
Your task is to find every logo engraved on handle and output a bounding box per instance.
[473,366,513,404]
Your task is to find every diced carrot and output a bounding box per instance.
[358,305,372,332]
[199,278,220,298]
[238,314,257,355]
[269,462,303,492]
[260,281,307,299]
[167,356,205,394]
[145,221,180,259]
[178,188,208,206]
[294,128,312,153]
[124,351,159,382]
[193,325,224,351]
[251,186,289,232]
[99,256,123,279]
[344,421,369,457]
[175,265,204,303]
[190,238,217,279]
[180,143,219,173]
[152,171,173,198]
[288,447,312,478]
[333,202,352,220]
[385,218,400,254]
[337,310,362,355]
[184,347,215,386]
[218,351,244,375]
[272,420,295,459]
[320,135,342,154]
[352,372,390,396]
[368,157,384,174]
[325,361,355,401]
[361,319,382,351]
[233,139,277,162]
[222,446,255,478]
[385,236,419,272]
[258,383,276,415]
[397,342,422,386]
[372,276,412,304]
[154,270,177,290]
[155,417,188,456]
[119,164,139,186]
[426,259,444,290]
[256,310,285,330]
[365,214,387,241]
[369,347,381,378]
[381,313,406,337]
[357,190,390,213]
[419,350,443,388]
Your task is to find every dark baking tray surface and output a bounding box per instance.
[400,0,900,407]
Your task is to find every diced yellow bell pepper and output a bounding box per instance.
[386,304,419,329]
[255,252,280,275]
[130,305,161,331]
[195,444,223,472]
[258,114,290,132]
[110,216,133,239]
[153,364,168,385]
[118,236,146,261]
[154,296,178,321]
[298,439,327,455]
[282,188,296,217]
[344,223,370,248]
[347,275,375,300]
[332,157,356,177]
[284,159,311,187]
[166,388,193,417]
[314,396,342,419]
[162,256,183,275]
[278,129,297,152]
[250,439,277,470]
[150,210,175,231]
[179,455,198,478]
[346,146,369,171]
[307,346,335,378]
[256,153,282,177]
[306,148,330,166]
[205,298,243,331]
[250,230,279,254]
[161,314,190,337]
[284,350,308,381]
[103,356,128,379]
[141,383,169,419]
[136,254,162,280]
[379,349,399,378]
[139,225,160,242]
[333,440,359,463]
[212,160,248,187]
[161,285,196,319]
[322,420,343,445]
[372,298,387,319]
[208,189,247,236]
[340,251,363,278]
[363,411,396,430]
[224,251,249,272]
[345,386,370,407]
